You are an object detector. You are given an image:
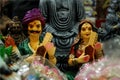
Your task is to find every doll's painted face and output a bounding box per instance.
[9,22,22,34]
[80,22,92,39]
[28,20,42,37]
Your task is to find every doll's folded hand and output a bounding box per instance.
[44,42,56,57]
[44,42,54,51]
[76,54,90,63]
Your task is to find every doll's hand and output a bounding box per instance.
[25,55,35,63]
[94,42,102,52]
[44,42,54,51]
[77,55,90,63]
[44,42,56,58]
[5,35,16,47]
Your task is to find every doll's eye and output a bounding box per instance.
[82,28,85,31]
[88,27,92,31]
[29,24,33,28]
[36,24,41,28]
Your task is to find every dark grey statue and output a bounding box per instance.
[97,0,120,57]
[39,0,85,72]
[98,0,120,41]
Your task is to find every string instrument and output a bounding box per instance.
[85,31,98,61]
[36,32,53,58]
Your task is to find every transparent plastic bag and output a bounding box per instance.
[18,56,67,80]
[75,57,120,80]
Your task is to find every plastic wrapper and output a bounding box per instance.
[75,57,120,80]
[75,37,120,80]
[17,56,67,80]
[0,56,21,80]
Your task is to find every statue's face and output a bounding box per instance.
[80,22,92,39]
[57,11,69,21]
[28,20,42,37]
[10,23,21,34]
[56,0,70,21]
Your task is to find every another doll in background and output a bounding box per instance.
[18,8,56,64]
[67,19,104,78]
[5,16,26,46]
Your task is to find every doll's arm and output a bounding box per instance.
[44,42,56,65]
[48,47,56,65]
[42,32,56,64]
[68,53,90,66]
[68,46,89,66]
[38,32,53,57]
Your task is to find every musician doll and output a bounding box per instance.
[18,8,56,64]
[67,19,104,78]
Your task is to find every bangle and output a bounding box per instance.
[69,54,75,59]
[72,58,78,65]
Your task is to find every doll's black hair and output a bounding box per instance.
[78,19,97,33]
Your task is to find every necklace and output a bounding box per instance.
[79,44,85,50]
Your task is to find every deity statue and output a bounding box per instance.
[98,0,120,41]
[39,0,85,72]
[6,16,26,46]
